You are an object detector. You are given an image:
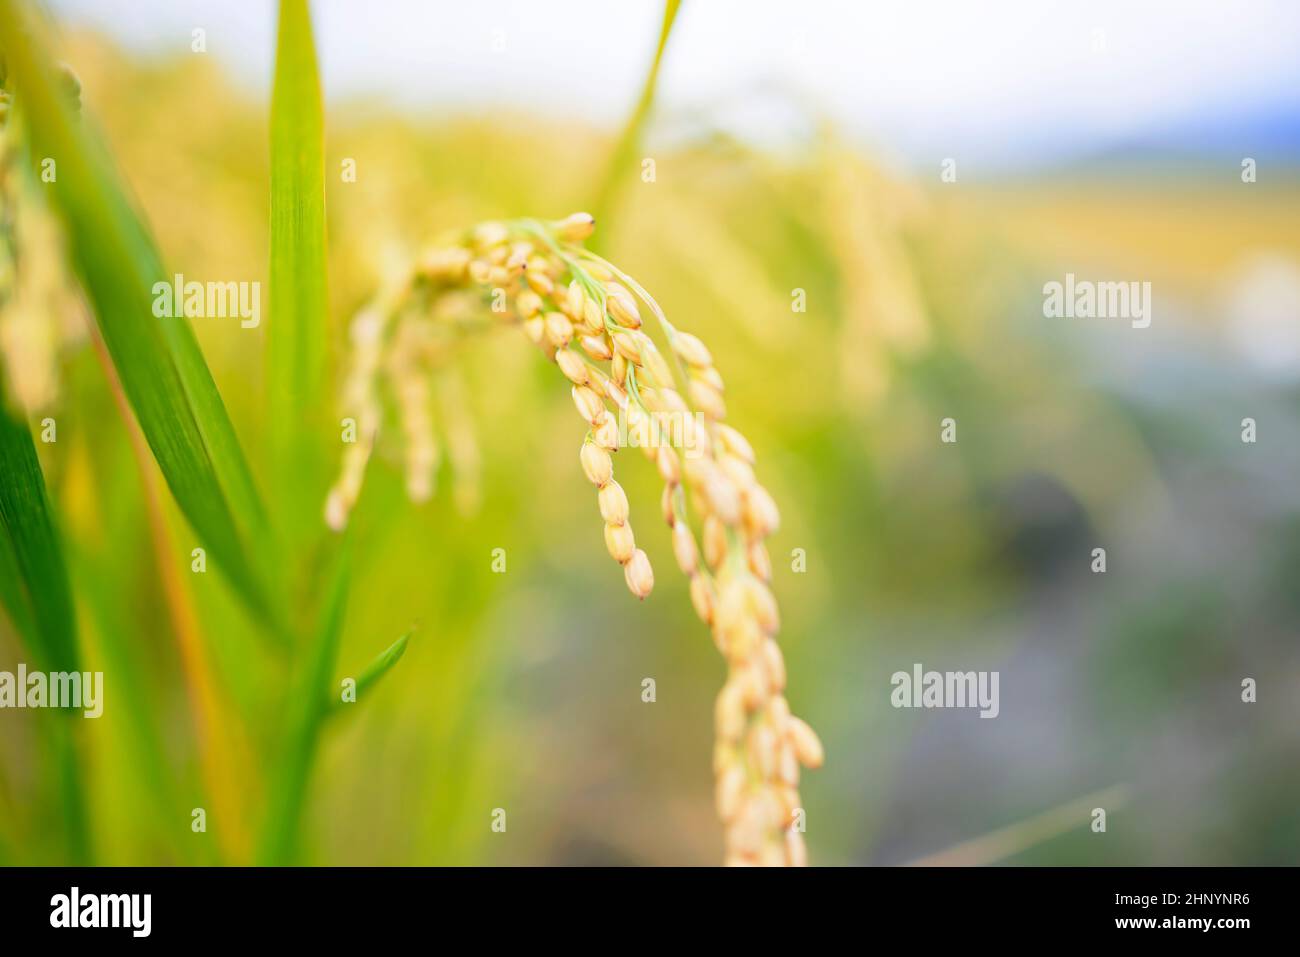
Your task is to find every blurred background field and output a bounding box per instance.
[1,1,1298,865]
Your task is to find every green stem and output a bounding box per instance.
[588,0,683,246]
[257,542,351,865]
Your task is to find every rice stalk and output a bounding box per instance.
[257,542,351,865]
[588,0,683,248]
[268,0,330,546]
[817,134,931,406]
[326,213,823,865]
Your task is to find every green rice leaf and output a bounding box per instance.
[328,630,411,717]
[269,0,329,537]
[0,0,281,630]
[0,392,91,862]
[0,398,76,674]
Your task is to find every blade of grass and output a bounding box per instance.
[327,630,411,718]
[269,0,329,543]
[0,496,36,644]
[0,0,282,632]
[0,400,76,674]
[257,540,351,865]
[588,0,682,247]
[89,327,252,862]
[0,386,90,861]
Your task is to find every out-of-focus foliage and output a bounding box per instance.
[0,0,281,629]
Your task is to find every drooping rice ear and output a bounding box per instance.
[325,213,822,864]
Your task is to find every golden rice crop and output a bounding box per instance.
[326,212,823,865]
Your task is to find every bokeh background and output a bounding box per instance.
[1,0,1298,865]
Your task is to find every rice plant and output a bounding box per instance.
[3,0,1292,878]
[325,213,824,864]
[0,0,818,865]
[0,0,400,865]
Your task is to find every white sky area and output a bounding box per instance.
[46,0,1300,170]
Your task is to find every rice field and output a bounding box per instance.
[1,1,1297,867]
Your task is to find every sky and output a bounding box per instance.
[45,0,1300,171]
